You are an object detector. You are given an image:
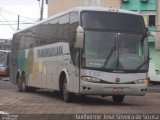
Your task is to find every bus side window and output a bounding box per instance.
[48,18,58,44]
[58,14,69,42]
[70,12,79,24]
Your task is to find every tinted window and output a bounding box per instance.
[70,12,79,24]
[149,15,155,26]
[81,11,145,34]
[57,14,70,42]
[47,18,58,44]
[59,14,69,24]
[0,52,7,64]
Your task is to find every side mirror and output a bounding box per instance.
[75,26,84,48]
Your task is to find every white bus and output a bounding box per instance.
[10,7,149,103]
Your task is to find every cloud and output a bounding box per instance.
[0,0,38,6]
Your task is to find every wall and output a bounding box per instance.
[122,0,157,11]
[156,0,160,50]
[48,0,121,17]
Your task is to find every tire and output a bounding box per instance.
[112,95,124,104]
[21,74,28,92]
[21,74,36,92]
[17,75,22,92]
[62,77,72,103]
[17,73,36,92]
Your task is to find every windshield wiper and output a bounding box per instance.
[103,46,116,68]
[136,58,151,70]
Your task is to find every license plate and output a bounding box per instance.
[112,87,123,92]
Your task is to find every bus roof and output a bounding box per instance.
[13,7,139,35]
[72,7,139,15]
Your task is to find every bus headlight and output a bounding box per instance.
[81,76,101,83]
[134,79,149,84]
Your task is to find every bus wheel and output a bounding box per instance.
[62,77,72,103]
[17,75,22,92]
[21,74,28,92]
[112,95,124,104]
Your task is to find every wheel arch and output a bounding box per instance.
[59,69,69,92]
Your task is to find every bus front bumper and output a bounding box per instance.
[80,81,148,96]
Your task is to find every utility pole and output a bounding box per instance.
[17,15,20,30]
[40,0,44,20]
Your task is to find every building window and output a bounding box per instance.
[149,15,155,27]
[122,0,129,3]
[141,0,148,3]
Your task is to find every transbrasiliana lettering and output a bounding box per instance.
[37,46,63,58]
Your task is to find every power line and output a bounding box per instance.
[0,15,15,32]
[0,23,35,25]
[0,20,37,23]
[0,8,38,21]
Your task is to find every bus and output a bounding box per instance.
[10,7,149,103]
[0,50,10,78]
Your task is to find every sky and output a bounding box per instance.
[0,0,48,39]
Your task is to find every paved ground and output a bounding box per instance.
[0,80,160,120]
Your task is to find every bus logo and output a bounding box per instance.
[115,78,120,83]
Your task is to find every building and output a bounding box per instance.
[47,0,160,71]
[121,0,160,71]
[0,39,11,50]
[156,0,160,50]
[48,0,121,17]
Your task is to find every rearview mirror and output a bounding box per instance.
[75,26,84,48]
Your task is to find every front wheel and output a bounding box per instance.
[62,77,73,103]
[112,95,124,104]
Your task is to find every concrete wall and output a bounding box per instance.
[101,0,121,9]
[156,0,160,50]
[48,0,83,17]
[122,0,157,11]
[48,0,121,17]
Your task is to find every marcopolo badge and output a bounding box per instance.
[115,77,120,83]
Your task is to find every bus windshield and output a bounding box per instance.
[81,11,145,34]
[81,11,148,72]
[0,52,8,65]
[82,31,148,72]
